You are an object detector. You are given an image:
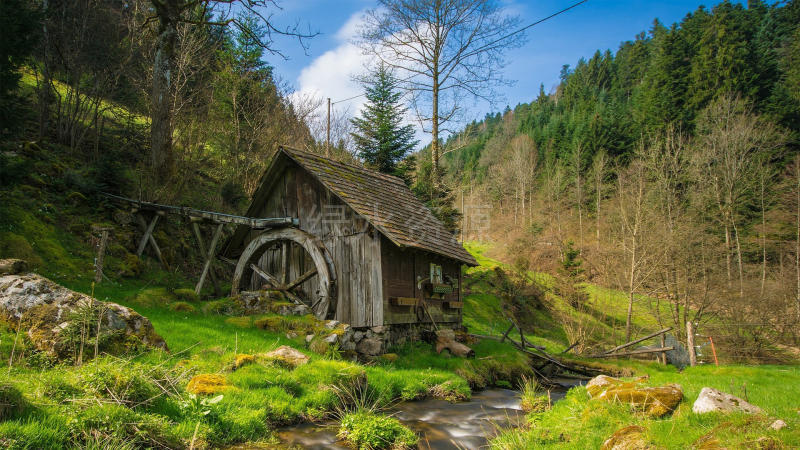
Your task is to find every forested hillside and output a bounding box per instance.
[440,0,800,358]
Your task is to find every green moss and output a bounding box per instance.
[173,288,199,302]
[168,301,196,313]
[338,412,418,449]
[0,232,43,268]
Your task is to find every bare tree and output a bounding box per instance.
[148,0,315,180]
[509,134,537,225]
[614,160,663,342]
[694,94,786,297]
[358,0,525,186]
[590,149,608,243]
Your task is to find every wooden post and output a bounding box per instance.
[94,227,111,283]
[135,214,168,269]
[326,97,331,157]
[687,321,697,367]
[191,220,220,296]
[136,214,159,256]
[660,333,667,365]
[194,223,223,296]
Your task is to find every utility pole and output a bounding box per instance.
[326,97,331,157]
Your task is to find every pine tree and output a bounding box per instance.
[351,65,418,174]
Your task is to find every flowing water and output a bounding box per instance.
[277,380,580,449]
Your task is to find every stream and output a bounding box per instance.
[277,380,580,449]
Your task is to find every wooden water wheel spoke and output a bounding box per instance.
[232,228,337,320]
[250,263,282,289]
[286,268,317,291]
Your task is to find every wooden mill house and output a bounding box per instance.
[223,147,477,344]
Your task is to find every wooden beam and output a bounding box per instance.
[499,324,515,343]
[286,268,317,291]
[103,192,298,228]
[602,327,673,355]
[191,222,220,296]
[599,347,675,358]
[136,214,159,256]
[250,263,281,289]
[135,214,168,269]
[195,223,223,295]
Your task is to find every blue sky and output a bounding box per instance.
[266,0,717,140]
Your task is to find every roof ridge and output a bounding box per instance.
[280,146,407,186]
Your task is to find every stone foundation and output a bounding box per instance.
[236,290,461,357]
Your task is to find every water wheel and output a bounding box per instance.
[231,228,337,320]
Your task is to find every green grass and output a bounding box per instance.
[492,363,800,449]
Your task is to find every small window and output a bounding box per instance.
[429,263,443,284]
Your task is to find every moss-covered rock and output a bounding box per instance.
[263,345,310,368]
[600,425,652,450]
[0,273,167,359]
[586,375,683,417]
[186,374,228,395]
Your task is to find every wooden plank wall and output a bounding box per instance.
[248,162,383,327]
[381,235,462,325]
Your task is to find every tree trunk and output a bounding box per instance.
[724,223,732,286]
[733,219,744,298]
[626,237,636,343]
[151,0,179,180]
[431,69,440,188]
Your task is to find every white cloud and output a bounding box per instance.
[293,11,369,114]
[292,9,429,149]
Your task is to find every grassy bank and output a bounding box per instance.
[0,274,533,448]
[493,362,800,449]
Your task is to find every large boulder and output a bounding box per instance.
[692,387,763,415]
[0,273,167,359]
[356,337,383,356]
[587,375,683,417]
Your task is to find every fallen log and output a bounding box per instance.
[602,327,672,355]
[596,346,675,358]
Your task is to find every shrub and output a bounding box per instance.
[338,412,418,449]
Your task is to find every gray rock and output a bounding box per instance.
[353,330,364,341]
[286,332,298,339]
[305,334,315,344]
[264,345,309,367]
[340,339,356,352]
[356,337,382,356]
[325,320,340,329]
[0,273,166,359]
[370,325,386,334]
[692,387,763,415]
[323,333,339,345]
[770,419,787,431]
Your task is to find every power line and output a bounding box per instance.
[332,93,364,105]
[505,0,589,41]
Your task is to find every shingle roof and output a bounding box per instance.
[235,146,476,265]
[281,147,477,265]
